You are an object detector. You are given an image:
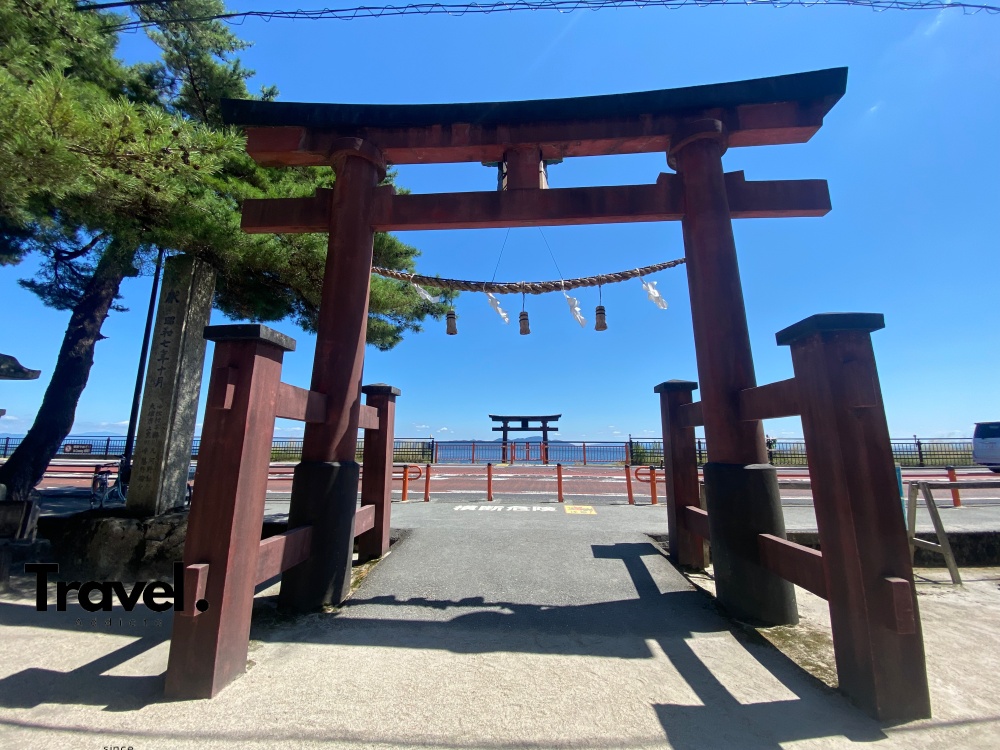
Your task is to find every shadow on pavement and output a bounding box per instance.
[248,540,886,748]
[0,538,887,746]
[0,595,170,712]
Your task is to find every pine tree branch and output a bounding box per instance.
[54,231,107,262]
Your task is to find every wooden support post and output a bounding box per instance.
[356,384,399,562]
[669,120,794,623]
[582,443,587,465]
[908,482,962,585]
[778,312,930,722]
[503,146,545,190]
[0,543,10,593]
[165,324,294,699]
[471,441,476,464]
[654,380,709,568]
[281,141,385,612]
[487,463,493,501]
[557,463,564,502]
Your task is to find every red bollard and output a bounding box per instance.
[649,466,658,505]
[424,463,431,502]
[557,463,564,503]
[625,465,635,505]
[487,463,493,501]
[401,464,410,502]
[947,466,961,507]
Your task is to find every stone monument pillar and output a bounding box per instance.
[127,255,216,516]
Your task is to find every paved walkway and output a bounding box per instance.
[3,501,1000,748]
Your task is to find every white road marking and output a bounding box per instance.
[453,505,556,512]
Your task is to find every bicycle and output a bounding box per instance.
[91,456,129,508]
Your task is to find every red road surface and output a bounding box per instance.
[24,460,1000,502]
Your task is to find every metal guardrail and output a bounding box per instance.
[0,434,977,468]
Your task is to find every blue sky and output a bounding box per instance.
[1,5,998,442]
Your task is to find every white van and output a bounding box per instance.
[973,422,1000,473]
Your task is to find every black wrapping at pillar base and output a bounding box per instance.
[703,462,798,626]
[278,460,359,612]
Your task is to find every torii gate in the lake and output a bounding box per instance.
[166,68,930,723]
[490,414,560,462]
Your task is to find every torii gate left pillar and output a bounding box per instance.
[278,140,385,612]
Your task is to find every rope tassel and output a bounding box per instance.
[446,310,458,335]
[519,310,531,335]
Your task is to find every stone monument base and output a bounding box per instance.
[39,511,189,581]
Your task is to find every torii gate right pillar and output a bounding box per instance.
[669,120,798,626]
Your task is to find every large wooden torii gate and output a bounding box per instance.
[166,68,930,722]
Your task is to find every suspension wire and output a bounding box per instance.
[80,0,1000,33]
[537,227,565,284]
[490,228,511,284]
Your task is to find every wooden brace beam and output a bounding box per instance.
[676,401,704,428]
[739,378,801,421]
[354,504,376,536]
[274,383,327,423]
[758,534,827,599]
[255,527,313,586]
[359,404,380,431]
[683,506,712,540]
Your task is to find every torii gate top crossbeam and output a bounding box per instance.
[221,68,846,166]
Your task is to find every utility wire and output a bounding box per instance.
[78,0,999,33]
[76,1,173,9]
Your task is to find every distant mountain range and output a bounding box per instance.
[436,437,571,443]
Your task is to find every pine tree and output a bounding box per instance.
[0,1,451,503]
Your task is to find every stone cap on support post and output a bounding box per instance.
[361,383,401,399]
[775,313,885,346]
[203,324,297,352]
[654,379,699,394]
